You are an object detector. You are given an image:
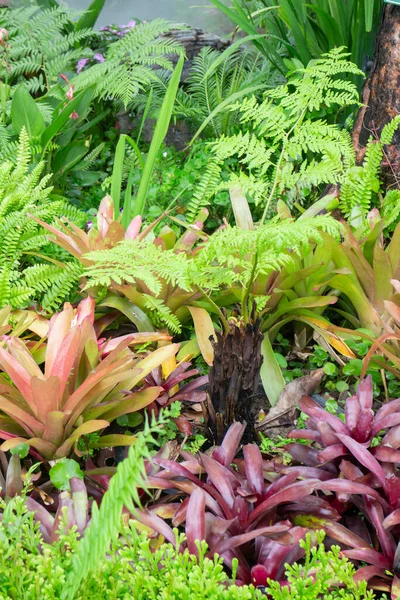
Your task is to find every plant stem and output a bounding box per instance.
[241,249,258,323]
[260,108,307,226]
[259,145,285,226]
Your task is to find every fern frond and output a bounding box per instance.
[63,415,166,600]
[380,115,400,145]
[383,190,400,231]
[192,216,341,290]
[28,262,83,311]
[84,240,191,294]
[133,44,271,136]
[77,143,105,171]
[0,4,92,91]
[142,295,182,333]
[186,161,221,223]
[0,129,85,310]
[72,19,186,108]
[196,48,364,215]
[85,213,340,318]
[340,137,385,219]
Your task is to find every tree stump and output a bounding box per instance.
[207,318,265,444]
[352,3,400,187]
[160,27,230,81]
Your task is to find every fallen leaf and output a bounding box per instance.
[256,368,324,431]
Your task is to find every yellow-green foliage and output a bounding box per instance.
[0,129,84,310]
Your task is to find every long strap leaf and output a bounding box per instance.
[111,135,144,221]
[76,0,105,31]
[132,55,184,218]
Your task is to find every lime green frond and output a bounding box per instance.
[142,295,182,333]
[197,48,363,214]
[0,3,92,92]
[0,130,85,310]
[186,161,221,223]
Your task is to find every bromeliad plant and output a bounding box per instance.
[32,194,210,336]
[286,375,400,596]
[68,205,347,437]
[329,219,400,337]
[139,418,391,593]
[137,422,308,586]
[24,458,90,544]
[35,187,350,431]
[0,296,180,459]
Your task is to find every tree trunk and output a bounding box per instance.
[352,4,400,188]
[207,318,265,445]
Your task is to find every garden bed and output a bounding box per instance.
[0,0,398,598]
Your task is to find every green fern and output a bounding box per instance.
[380,115,400,145]
[72,19,186,108]
[191,215,341,291]
[63,414,166,600]
[340,115,400,221]
[382,189,400,231]
[84,214,340,329]
[25,262,84,311]
[134,44,275,136]
[0,3,91,94]
[142,295,182,333]
[186,161,222,223]
[197,48,362,216]
[78,143,106,171]
[266,532,375,599]
[0,129,85,310]
[84,240,191,295]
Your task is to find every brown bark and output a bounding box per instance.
[352,4,400,187]
[207,318,265,444]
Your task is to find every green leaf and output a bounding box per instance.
[11,86,46,139]
[10,443,29,459]
[50,458,84,491]
[36,0,59,7]
[111,134,126,219]
[261,336,285,406]
[343,359,363,377]
[336,380,349,393]
[71,170,102,186]
[132,55,184,218]
[52,142,89,175]
[111,133,144,223]
[210,0,291,71]
[41,86,95,151]
[274,352,288,369]
[278,0,316,63]
[76,0,105,31]
[99,296,154,332]
[323,362,337,376]
[116,413,143,428]
[364,0,375,32]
